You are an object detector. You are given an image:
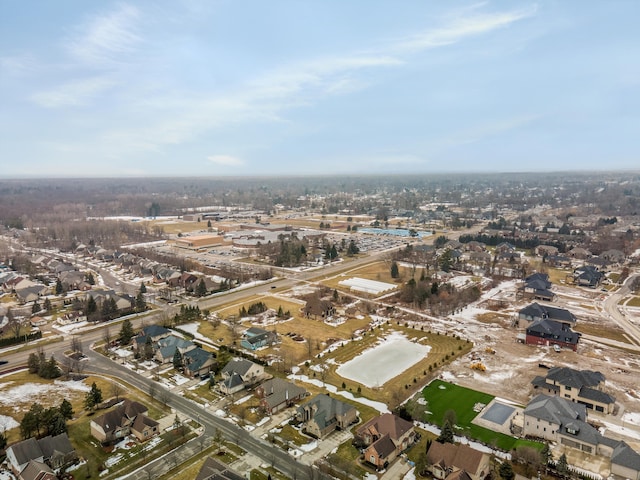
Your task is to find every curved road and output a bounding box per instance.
[602,273,640,346]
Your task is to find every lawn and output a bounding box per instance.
[626,296,640,307]
[422,380,541,452]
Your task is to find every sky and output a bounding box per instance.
[1,1,639,178]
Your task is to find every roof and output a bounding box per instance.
[298,394,356,430]
[196,457,244,480]
[426,442,487,475]
[259,378,307,409]
[184,347,214,373]
[141,324,170,338]
[357,413,414,442]
[545,367,604,389]
[92,399,148,433]
[221,358,258,377]
[524,394,585,425]
[526,319,581,345]
[612,441,640,471]
[7,437,41,466]
[132,413,159,432]
[369,433,397,459]
[37,433,75,458]
[519,303,576,324]
[19,460,56,480]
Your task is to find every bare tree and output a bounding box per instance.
[71,336,83,355]
[60,355,74,378]
[306,337,314,359]
[7,309,23,339]
[159,386,170,406]
[111,381,124,402]
[227,314,240,345]
[102,326,111,351]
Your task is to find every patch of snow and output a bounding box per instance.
[336,331,430,387]
[0,414,19,430]
[235,394,253,405]
[0,379,90,411]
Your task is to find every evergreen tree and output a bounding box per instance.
[437,420,454,444]
[43,297,52,312]
[139,282,147,294]
[55,279,64,295]
[119,319,134,344]
[556,453,569,477]
[143,335,154,360]
[84,382,103,411]
[135,291,146,312]
[86,272,95,285]
[59,398,74,420]
[391,261,400,278]
[499,462,515,480]
[173,349,183,370]
[31,300,40,315]
[0,429,6,451]
[196,279,207,297]
[86,295,97,316]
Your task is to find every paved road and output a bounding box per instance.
[602,273,640,345]
[82,349,330,480]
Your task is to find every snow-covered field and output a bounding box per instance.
[336,331,431,388]
[0,379,90,412]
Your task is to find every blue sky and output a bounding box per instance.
[1,1,639,177]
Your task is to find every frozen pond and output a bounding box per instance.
[336,332,431,388]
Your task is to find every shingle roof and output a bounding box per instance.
[524,394,585,425]
[370,433,396,459]
[196,457,244,480]
[519,303,576,324]
[612,441,640,470]
[357,413,413,443]
[259,378,306,410]
[221,358,257,377]
[526,319,581,345]
[426,442,486,476]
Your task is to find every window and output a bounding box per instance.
[565,386,572,391]
[370,455,376,464]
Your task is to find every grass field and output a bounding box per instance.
[422,379,540,452]
[626,296,640,307]
[320,260,420,293]
[574,322,630,344]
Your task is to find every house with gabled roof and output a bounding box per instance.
[356,413,417,469]
[295,394,358,438]
[525,318,581,352]
[183,347,216,379]
[531,367,615,414]
[5,433,77,476]
[573,265,604,287]
[219,358,266,394]
[255,377,307,414]
[133,324,171,352]
[154,334,197,364]
[241,327,278,351]
[518,302,576,326]
[519,273,555,301]
[611,441,640,480]
[90,399,158,445]
[425,441,490,480]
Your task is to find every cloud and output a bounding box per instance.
[207,155,245,167]
[66,3,141,66]
[392,5,537,54]
[79,4,538,159]
[30,76,117,108]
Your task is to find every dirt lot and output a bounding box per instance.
[392,278,640,423]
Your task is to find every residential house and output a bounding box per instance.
[611,441,640,480]
[154,335,196,364]
[495,242,516,254]
[531,367,616,414]
[295,394,358,438]
[183,347,216,379]
[425,441,491,480]
[525,318,581,352]
[569,247,592,260]
[241,327,278,351]
[15,285,48,304]
[254,377,307,414]
[601,249,626,265]
[355,413,417,469]
[536,245,559,257]
[90,399,158,445]
[519,274,555,302]
[219,358,266,395]
[18,460,57,480]
[133,324,171,353]
[573,265,604,288]
[518,303,576,326]
[521,395,640,479]
[58,270,91,291]
[195,457,244,480]
[5,433,77,476]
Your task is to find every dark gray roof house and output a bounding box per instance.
[519,302,577,325]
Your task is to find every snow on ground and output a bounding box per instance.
[113,348,133,358]
[0,472,16,480]
[0,379,90,412]
[235,394,253,405]
[623,412,640,426]
[336,331,430,388]
[0,414,19,430]
[600,419,640,441]
[172,374,190,385]
[55,320,90,333]
[288,374,389,413]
